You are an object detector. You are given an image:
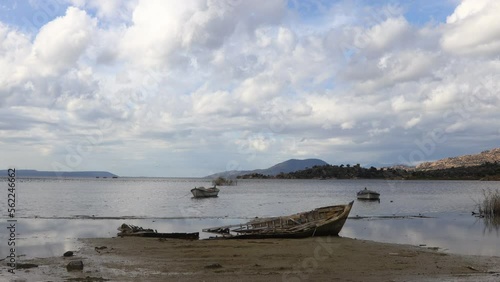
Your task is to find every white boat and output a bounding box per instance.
[191,186,220,198]
[357,187,380,200]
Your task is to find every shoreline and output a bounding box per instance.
[9,236,500,282]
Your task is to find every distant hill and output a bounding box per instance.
[258,159,329,176]
[206,159,329,178]
[417,148,500,170]
[1,169,118,178]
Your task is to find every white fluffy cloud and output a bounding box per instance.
[119,0,286,67]
[0,24,31,91]
[0,0,499,176]
[29,7,96,76]
[441,0,500,56]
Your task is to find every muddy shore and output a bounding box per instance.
[6,236,500,281]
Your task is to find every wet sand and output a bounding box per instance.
[8,236,500,281]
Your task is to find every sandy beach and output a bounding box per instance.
[8,236,500,281]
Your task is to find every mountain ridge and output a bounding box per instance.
[417,148,500,170]
[206,158,328,178]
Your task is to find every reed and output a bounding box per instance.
[478,189,500,218]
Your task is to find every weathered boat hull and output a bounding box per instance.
[224,217,351,239]
[204,201,354,239]
[191,186,219,198]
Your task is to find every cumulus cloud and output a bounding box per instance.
[0,23,31,91]
[0,0,499,176]
[29,7,96,76]
[119,0,286,67]
[69,0,136,22]
[441,0,500,56]
[359,17,412,53]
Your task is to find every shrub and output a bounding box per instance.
[478,189,500,218]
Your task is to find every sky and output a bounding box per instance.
[0,0,499,177]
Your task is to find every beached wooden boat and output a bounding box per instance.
[191,186,220,198]
[117,224,199,240]
[357,188,380,200]
[203,201,354,239]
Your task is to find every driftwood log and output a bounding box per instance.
[117,223,199,240]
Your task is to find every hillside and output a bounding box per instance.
[417,148,500,170]
[233,148,500,180]
[240,162,500,181]
[206,159,328,178]
[270,164,399,180]
[260,159,329,175]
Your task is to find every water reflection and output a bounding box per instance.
[7,178,500,220]
[0,218,241,259]
[353,198,381,214]
[1,213,499,259]
[342,213,500,257]
[482,216,500,235]
[2,178,500,259]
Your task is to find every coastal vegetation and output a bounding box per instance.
[478,189,500,218]
[476,189,500,232]
[212,176,237,186]
[213,149,500,180]
[237,162,500,181]
[237,164,404,179]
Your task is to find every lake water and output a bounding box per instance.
[1,177,499,259]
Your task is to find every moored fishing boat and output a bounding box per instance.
[203,201,354,239]
[191,185,220,198]
[357,187,380,200]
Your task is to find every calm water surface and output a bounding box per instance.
[0,178,499,258]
